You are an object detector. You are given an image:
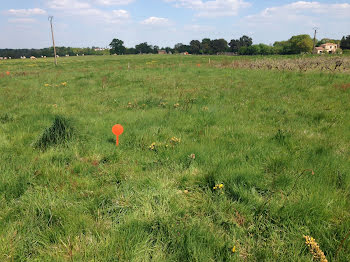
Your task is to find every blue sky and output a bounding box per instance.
[1,0,349,48]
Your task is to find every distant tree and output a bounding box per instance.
[238,46,248,55]
[210,39,228,54]
[190,40,201,54]
[174,43,190,53]
[228,39,240,53]
[238,45,260,55]
[174,43,182,53]
[289,34,313,54]
[239,35,253,48]
[229,35,252,53]
[125,47,137,54]
[201,38,212,54]
[109,38,126,55]
[258,44,274,55]
[135,42,153,54]
[153,45,160,54]
[316,38,339,47]
[273,41,292,55]
[340,35,350,50]
[164,47,173,53]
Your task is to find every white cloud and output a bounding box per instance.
[96,0,135,5]
[8,18,37,23]
[141,17,171,26]
[45,0,131,24]
[7,8,47,16]
[241,1,350,43]
[184,24,215,32]
[47,0,91,9]
[112,9,130,19]
[244,1,350,26]
[165,0,250,17]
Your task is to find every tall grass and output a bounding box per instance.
[34,116,73,150]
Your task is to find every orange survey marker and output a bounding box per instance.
[6,71,10,76]
[112,124,124,146]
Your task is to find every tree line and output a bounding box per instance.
[0,47,109,59]
[110,34,350,56]
[1,35,349,59]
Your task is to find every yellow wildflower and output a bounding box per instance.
[149,142,156,150]
[303,235,328,262]
[44,84,50,87]
[61,82,67,86]
[213,184,224,191]
[170,137,181,145]
[232,246,236,253]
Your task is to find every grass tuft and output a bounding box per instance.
[34,116,74,150]
[0,113,14,123]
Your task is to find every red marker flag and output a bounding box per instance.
[112,124,124,146]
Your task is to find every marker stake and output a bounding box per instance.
[112,124,124,146]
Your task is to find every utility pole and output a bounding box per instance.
[48,16,57,66]
[312,27,318,52]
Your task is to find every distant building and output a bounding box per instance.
[314,47,324,54]
[313,43,338,54]
[158,50,167,55]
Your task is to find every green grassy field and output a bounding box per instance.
[0,55,350,261]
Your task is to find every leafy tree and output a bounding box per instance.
[190,40,201,54]
[164,47,173,53]
[239,45,260,55]
[273,41,292,55]
[109,38,126,55]
[340,35,350,50]
[153,45,160,54]
[316,38,339,47]
[258,44,274,55]
[239,35,253,48]
[229,35,252,53]
[201,38,212,54]
[174,43,190,53]
[228,39,240,53]
[289,34,313,54]
[135,42,153,54]
[210,39,228,54]
[125,48,137,54]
